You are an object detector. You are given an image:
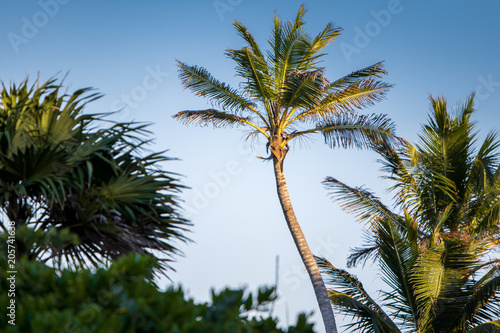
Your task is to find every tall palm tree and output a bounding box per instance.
[174,6,399,332]
[319,94,500,332]
[0,77,191,275]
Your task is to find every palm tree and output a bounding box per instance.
[0,77,191,275]
[174,6,399,332]
[319,94,500,332]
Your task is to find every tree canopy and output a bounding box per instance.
[318,94,500,332]
[0,77,190,275]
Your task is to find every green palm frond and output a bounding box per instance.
[375,218,420,329]
[412,241,448,331]
[412,236,499,332]
[469,131,500,191]
[311,113,399,150]
[322,177,409,268]
[233,20,267,67]
[174,109,268,138]
[291,75,392,123]
[316,256,400,333]
[227,46,275,101]
[176,61,257,114]
[281,69,327,111]
[320,78,392,114]
[473,195,500,234]
[323,177,399,226]
[175,109,251,127]
[295,22,342,71]
[450,264,500,331]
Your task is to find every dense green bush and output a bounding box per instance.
[0,252,314,332]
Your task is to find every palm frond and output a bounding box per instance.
[323,177,399,226]
[375,218,420,329]
[291,76,391,123]
[233,20,267,65]
[467,130,500,202]
[311,113,399,150]
[281,69,327,111]
[449,264,500,330]
[316,256,400,333]
[412,240,451,331]
[295,21,343,71]
[226,46,274,102]
[176,60,256,114]
[175,109,249,127]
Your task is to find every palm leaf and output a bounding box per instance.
[310,113,399,150]
[316,256,400,333]
[375,218,420,330]
[176,60,256,114]
[449,264,500,330]
[323,177,399,226]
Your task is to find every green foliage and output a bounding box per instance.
[0,253,315,333]
[0,77,191,275]
[320,95,500,332]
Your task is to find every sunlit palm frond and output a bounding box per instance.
[175,109,253,128]
[316,256,400,333]
[313,113,398,150]
[473,195,500,235]
[323,79,392,115]
[449,264,500,331]
[469,131,500,194]
[226,46,274,102]
[281,69,326,110]
[267,6,307,88]
[375,218,420,329]
[412,240,451,331]
[176,60,256,114]
[233,20,267,65]
[413,235,500,332]
[295,22,342,72]
[292,78,391,123]
[323,177,399,226]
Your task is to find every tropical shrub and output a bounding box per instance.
[0,252,314,333]
[0,77,190,275]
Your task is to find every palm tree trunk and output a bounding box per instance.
[272,158,338,333]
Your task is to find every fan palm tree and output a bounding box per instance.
[0,77,190,275]
[318,94,500,332]
[174,6,400,332]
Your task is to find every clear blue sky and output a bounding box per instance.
[2,1,500,331]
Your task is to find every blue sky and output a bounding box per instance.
[2,1,500,331]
